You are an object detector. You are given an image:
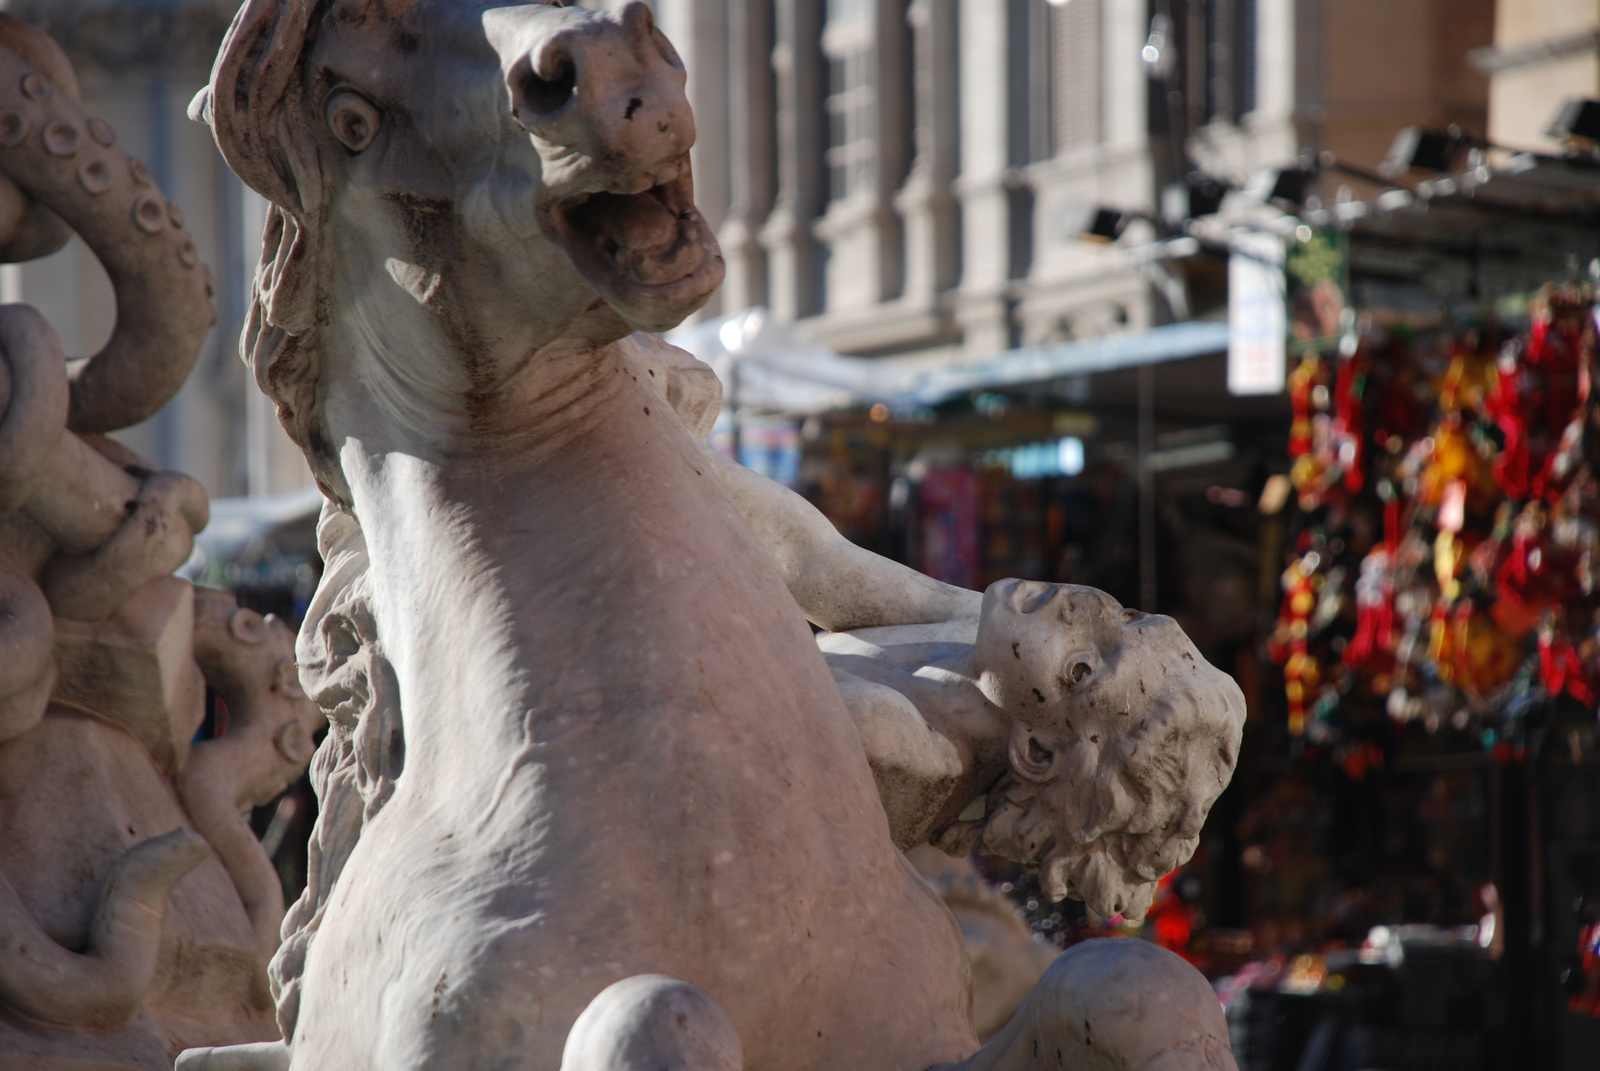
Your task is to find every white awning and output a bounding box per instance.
[670,308,1231,412]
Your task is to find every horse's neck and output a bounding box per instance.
[328,335,710,780]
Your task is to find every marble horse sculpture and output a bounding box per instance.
[189,1,1241,1068]
[0,15,325,1067]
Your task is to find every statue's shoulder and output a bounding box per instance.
[620,332,723,441]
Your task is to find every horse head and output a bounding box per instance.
[196,0,723,498]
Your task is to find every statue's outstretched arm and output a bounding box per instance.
[703,445,980,631]
[627,330,978,630]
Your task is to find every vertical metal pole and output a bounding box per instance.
[728,359,742,466]
[1138,361,1156,610]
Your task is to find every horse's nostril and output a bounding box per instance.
[520,56,576,117]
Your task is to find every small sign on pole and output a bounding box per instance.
[1228,232,1288,396]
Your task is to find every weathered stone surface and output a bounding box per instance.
[0,14,311,1068]
[52,575,204,776]
[0,713,275,1063]
[182,3,1247,1069]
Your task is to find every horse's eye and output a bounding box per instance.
[327,90,381,153]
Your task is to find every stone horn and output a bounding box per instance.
[0,828,210,1028]
[0,19,215,435]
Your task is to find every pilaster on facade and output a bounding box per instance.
[717,0,777,313]
[814,195,901,313]
[761,0,828,322]
[896,0,960,308]
[954,0,1019,359]
[1015,0,1155,355]
[811,0,913,317]
[657,0,730,318]
[1182,0,1298,177]
[777,0,960,356]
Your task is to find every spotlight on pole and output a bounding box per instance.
[1382,125,1471,177]
[1161,174,1230,227]
[1187,174,1228,218]
[1077,207,1132,244]
[1548,99,1600,152]
[1267,165,1317,210]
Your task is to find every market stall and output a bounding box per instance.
[677,146,1600,1070]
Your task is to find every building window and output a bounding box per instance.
[1147,0,1258,155]
[1229,0,1256,122]
[1053,0,1101,151]
[1007,0,1054,167]
[826,49,875,201]
[823,8,876,203]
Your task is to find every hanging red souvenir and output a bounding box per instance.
[1493,505,1566,639]
[1439,334,1499,417]
[1569,919,1600,1019]
[1344,548,1394,676]
[1491,289,1595,501]
[1447,603,1522,696]
[1288,356,1319,460]
[1331,348,1368,493]
[1373,335,1430,446]
[1420,415,1496,517]
[1275,558,1318,736]
[1539,621,1598,707]
[1283,289,1600,745]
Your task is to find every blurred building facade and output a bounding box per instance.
[0,0,1516,497]
[657,0,1496,359]
[1479,0,1600,151]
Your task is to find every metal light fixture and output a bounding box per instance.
[1382,125,1471,176]
[1187,174,1228,218]
[1267,166,1317,209]
[1078,207,1132,243]
[1549,99,1600,149]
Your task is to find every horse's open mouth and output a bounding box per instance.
[546,158,722,328]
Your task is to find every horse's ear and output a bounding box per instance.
[202,0,324,334]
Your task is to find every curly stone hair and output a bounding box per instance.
[942,645,1245,922]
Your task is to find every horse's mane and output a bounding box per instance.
[197,0,350,507]
[197,1,729,1038]
[267,504,404,1038]
[197,0,383,1036]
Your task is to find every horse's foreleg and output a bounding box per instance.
[561,975,743,1071]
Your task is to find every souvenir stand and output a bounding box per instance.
[719,152,1600,1069]
[1240,155,1600,1070]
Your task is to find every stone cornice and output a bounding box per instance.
[1470,27,1600,75]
